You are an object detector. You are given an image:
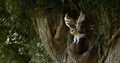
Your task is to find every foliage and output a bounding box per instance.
[0,0,52,63]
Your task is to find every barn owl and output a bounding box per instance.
[64,12,85,43]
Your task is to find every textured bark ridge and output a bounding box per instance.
[33,10,68,63]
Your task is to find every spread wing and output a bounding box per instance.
[64,13,76,28]
[76,12,85,31]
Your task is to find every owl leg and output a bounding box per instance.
[73,36,77,43]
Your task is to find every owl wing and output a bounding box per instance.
[64,13,76,28]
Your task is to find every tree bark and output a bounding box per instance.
[32,1,120,62]
[33,10,68,63]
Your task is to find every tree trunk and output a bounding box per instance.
[32,1,120,62]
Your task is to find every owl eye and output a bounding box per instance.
[71,29,74,32]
